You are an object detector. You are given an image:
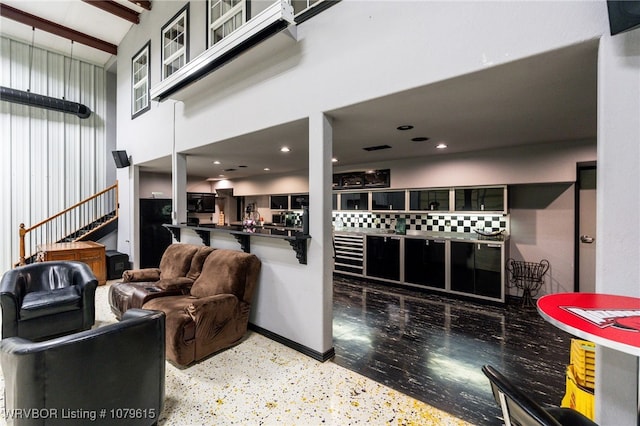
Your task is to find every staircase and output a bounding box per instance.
[18,182,119,266]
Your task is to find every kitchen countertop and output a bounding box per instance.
[333,227,509,243]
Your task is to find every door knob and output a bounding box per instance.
[580,235,594,244]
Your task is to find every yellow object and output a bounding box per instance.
[218,211,225,226]
[570,339,595,389]
[562,364,595,420]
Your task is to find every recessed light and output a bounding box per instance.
[412,137,430,142]
[263,167,271,171]
[332,158,338,163]
[219,174,225,177]
[213,160,221,165]
[280,146,290,153]
[397,125,414,131]
[436,143,448,149]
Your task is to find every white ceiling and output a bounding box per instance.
[0,2,599,181]
[0,0,142,66]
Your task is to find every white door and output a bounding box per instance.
[578,167,596,293]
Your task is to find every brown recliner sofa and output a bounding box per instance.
[143,249,261,366]
[108,243,214,319]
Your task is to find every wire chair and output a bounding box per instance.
[506,258,550,308]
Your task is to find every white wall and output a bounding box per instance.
[509,183,575,295]
[0,37,109,269]
[114,2,640,421]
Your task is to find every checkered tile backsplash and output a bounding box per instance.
[332,212,508,234]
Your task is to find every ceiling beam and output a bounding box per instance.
[81,0,139,24]
[128,0,151,11]
[0,3,118,55]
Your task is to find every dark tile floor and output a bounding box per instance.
[332,275,575,425]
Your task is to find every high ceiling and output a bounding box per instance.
[0,0,148,66]
[0,1,598,181]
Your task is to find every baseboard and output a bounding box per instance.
[248,323,335,362]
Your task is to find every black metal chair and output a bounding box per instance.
[0,261,98,341]
[482,365,598,426]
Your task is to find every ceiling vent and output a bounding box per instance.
[363,145,392,152]
[0,86,91,119]
[151,0,296,102]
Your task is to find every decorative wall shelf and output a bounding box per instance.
[163,224,310,264]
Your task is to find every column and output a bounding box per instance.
[308,111,334,356]
[596,30,640,426]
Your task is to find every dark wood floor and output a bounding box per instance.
[332,275,574,425]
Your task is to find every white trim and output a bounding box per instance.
[151,0,295,101]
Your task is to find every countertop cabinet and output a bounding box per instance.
[366,235,400,281]
[451,241,503,299]
[404,238,446,289]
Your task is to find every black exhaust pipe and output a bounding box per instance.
[0,86,91,119]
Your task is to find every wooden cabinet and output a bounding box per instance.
[38,241,107,285]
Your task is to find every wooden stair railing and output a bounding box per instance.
[18,182,119,266]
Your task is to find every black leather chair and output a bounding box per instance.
[0,261,97,341]
[0,309,165,426]
[482,365,598,426]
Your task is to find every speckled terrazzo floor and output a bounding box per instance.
[0,282,471,426]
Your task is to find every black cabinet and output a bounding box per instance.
[409,189,450,211]
[455,187,505,212]
[451,241,502,299]
[366,235,400,281]
[291,194,309,209]
[404,238,446,288]
[340,192,368,210]
[371,191,405,211]
[270,195,289,210]
[187,192,216,213]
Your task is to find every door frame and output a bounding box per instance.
[574,161,597,292]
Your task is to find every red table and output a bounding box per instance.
[537,292,640,356]
[538,292,640,425]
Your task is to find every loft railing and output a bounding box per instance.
[18,182,119,266]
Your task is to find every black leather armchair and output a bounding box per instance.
[0,309,165,426]
[0,261,97,340]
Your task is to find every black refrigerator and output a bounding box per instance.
[139,198,173,268]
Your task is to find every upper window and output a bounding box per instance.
[131,41,150,118]
[208,0,246,47]
[161,5,189,80]
[292,0,322,15]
